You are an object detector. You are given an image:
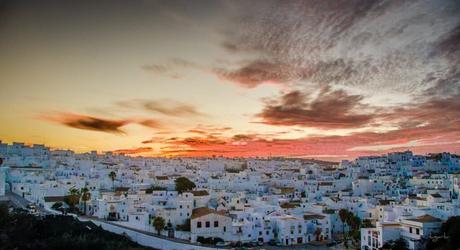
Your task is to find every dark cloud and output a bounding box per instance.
[39,113,161,134]
[118,99,205,117]
[142,139,154,144]
[217,0,460,96]
[40,113,129,134]
[138,119,162,129]
[214,60,299,88]
[257,86,374,129]
[141,58,201,79]
[170,135,227,146]
[113,147,153,155]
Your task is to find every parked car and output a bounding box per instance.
[216,241,231,247]
[268,239,278,246]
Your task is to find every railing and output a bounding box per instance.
[401,231,421,240]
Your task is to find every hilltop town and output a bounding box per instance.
[1,141,460,250]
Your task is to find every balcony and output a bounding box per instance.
[401,231,421,240]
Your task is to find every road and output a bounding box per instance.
[4,194,338,250]
[85,217,335,250]
[5,192,51,215]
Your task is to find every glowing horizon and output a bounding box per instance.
[1,0,459,161]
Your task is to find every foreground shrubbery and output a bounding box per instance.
[0,204,152,250]
[426,216,460,250]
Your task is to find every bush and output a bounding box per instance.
[52,202,63,210]
[145,186,167,194]
[0,209,151,250]
[176,218,191,231]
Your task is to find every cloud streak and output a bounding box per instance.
[39,112,161,134]
[256,86,374,129]
[113,147,153,155]
[118,99,205,117]
[217,0,460,96]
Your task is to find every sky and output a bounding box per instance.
[0,0,459,161]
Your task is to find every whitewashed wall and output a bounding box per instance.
[87,219,220,250]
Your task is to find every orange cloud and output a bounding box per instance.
[256,86,374,129]
[113,147,153,155]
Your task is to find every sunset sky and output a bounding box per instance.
[1,0,459,160]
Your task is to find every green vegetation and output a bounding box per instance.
[426,216,460,250]
[145,186,167,194]
[174,177,196,193]
[109,171,117,190]
[361,219,373,228]
[51,202,63,210]
[322,208,335,214]
[64,188,81,213]
[80,187,91,215]
[0,204,151,250]
[176,218,191,231]
[152,216,165,235]
[382,238,409,250]
[339,209,362,247]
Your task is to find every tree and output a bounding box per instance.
[145,185,167,194]
[301,191,306,198]
[349,215,361,231]
[427,216,460,250]
[0,209,152,250]
[153,217,165,235]
[176,218,191,231]
[383,238,409,250]
[64,188,80,212]
[108,171,116,190]
[0,203,8,225]
[339,209,348,240]
[175,177,196,193]
[314,227,322,241]
[362,219,373,228]
[51,202,63,210]
[80,187,91,215]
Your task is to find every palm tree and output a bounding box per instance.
[80,187,90,215]
[109,171,117,190]
[65,188,80,212]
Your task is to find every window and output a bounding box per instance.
[197,222,202,228]
[206,221,210,228]
[416,228,420,235]
[223,226,226,232]
[180,205,182,209]
[214,221,219,227]
[409,227,413,233]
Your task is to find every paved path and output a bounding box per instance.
[81,216,335,250]
[5,192,51,215]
